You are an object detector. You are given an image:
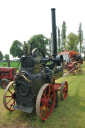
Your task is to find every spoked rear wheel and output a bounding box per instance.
[60,81,68,100]
[3,81,15,112]
[36,83,56,121]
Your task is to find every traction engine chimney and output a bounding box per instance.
[51,8,57,58]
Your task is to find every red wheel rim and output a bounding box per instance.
[60,81,68,100]
[3,81,15,112]
[2,81,7,88]
[36,84,56,121]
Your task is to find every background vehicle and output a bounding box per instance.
[0,66,16,89]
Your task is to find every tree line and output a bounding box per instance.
[0,21,83,61]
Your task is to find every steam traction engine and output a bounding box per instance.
[3,8,68,121]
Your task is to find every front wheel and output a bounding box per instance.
[60,81,68,101]
[36,83,56,121]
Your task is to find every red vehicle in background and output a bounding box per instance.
[0,66,16,89]
[59,50,83,74]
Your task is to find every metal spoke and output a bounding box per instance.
[6,96,12,98]
[6,98,12,105]
[8,89,13,95]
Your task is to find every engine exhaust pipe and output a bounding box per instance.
[51,8,57,58]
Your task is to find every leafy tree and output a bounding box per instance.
[4,54,9,61]
[10,40,23,58]
[28,34,49,53]
[66,32,79,51]
[61,21,67,47]
[78,23,83,53]
[0,51,3,61]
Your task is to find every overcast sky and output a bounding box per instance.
[0,0,85,59]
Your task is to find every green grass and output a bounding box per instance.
[0,61,21,68]
[0,62,85,128]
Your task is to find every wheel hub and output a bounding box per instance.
[42,98,51,105]
[48,99,52,104]
[11,93,16,99]
[2,82,6,87]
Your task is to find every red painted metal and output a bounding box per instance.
[0,67,16,81]
[59,50,79,59]
[59,50,83,75]
[54,83,61,90]
[61,81,68,100]
[39,84,56,120]
[53,81,68,100]
[1,81,7,88]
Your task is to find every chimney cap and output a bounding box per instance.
[51,8,56,10]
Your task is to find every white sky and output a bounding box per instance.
[0,0,85,59]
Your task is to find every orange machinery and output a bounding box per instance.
[59,50,83,75]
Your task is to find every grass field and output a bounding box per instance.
[0,62,85,128]
[0,61,21,68]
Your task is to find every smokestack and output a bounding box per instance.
[51,8,57,58]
